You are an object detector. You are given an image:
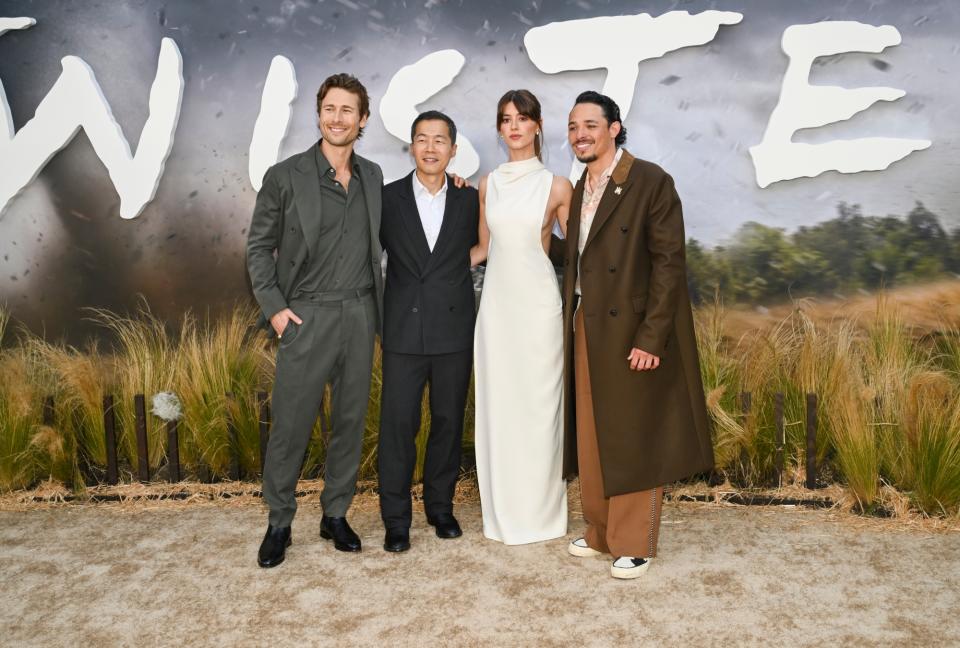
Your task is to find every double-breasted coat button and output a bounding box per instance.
[609,308,618,316]
[620,226,628,233]
[412,307,419,313]
[608,265,616,273]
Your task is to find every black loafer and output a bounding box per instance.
[320,515,362,552]
[426,513,462,539]
[257,525,292,568]
[383,527,410,552]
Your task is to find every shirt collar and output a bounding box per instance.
[316,142,361,177]
[587,147,623,193]
[412,171,448,199]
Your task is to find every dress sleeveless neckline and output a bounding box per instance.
[493,157,546,184]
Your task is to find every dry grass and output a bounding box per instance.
[85,301,177,474]
[29,340,113,469]
[175,304,270,478]
[2,282,960,519]
[6,477,958,538]
[696,282,960,514]
[721,279,960,340]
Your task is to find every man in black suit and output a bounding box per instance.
[378,111,479,552]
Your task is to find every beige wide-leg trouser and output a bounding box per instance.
[575,309,664,558]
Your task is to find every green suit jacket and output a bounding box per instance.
[246,143,384,333]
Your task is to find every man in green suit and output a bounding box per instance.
[247,73,384,567]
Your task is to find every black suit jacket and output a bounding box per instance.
[380,172,479,355]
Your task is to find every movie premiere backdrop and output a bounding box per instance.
[0,1,956,342]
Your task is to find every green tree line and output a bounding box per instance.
[687,202,960,304]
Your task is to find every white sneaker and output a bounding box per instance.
[567,537,602,557]
[611,556,651,579]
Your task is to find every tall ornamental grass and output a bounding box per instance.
[0,323,43,490]
[897,372,960,514]
[29,340,113,473]
[176,305,267,478]
[696,291,960,514]
[1,290,959,518]
[86,302,176,474]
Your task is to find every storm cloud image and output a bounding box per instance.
[0,0,956,341]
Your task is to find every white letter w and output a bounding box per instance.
[0,18,184,219]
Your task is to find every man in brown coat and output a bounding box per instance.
[559,91,714,579]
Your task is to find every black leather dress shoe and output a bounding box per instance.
[320,515,362,552]
[383,527,410,552]
[426,513,462,539]
[257,525,292,568]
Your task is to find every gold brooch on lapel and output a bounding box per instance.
[614,186,622,195]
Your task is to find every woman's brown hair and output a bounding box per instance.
[496,89,544,160]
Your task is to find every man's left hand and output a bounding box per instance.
[627,348,660,371]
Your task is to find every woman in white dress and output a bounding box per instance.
[470,90,573,544]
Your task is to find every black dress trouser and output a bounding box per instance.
[377,348,473,530]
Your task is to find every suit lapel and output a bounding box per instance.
[291,147,323,257]
[423,178,461,275]
[582,149,635,253]
[396,173,431,273]
[568,170,586,259]
[359,159,382,256]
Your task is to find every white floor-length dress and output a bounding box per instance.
[474,156,567,545]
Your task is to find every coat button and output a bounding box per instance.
[620,226,628,233]
[608,265,616,273]
[289,261,295,266]
[412,307,419,313]
[449,306,455,312]
[564,259,569,266]
[290,227,297,232]
[609,308,618,316]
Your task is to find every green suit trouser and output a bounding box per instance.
[262,292,377,527]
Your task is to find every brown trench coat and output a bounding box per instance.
[557,149,714,497]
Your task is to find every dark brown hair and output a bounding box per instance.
[496,89,543,160]
[574,90,627,147]
[316,73,371,138]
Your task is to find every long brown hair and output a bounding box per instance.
[496,89,543,161]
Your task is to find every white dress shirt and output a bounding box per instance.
[412,172,447,252]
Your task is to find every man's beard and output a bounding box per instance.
[575,152,598,163]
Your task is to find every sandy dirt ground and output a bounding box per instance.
[1,487,958,648]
